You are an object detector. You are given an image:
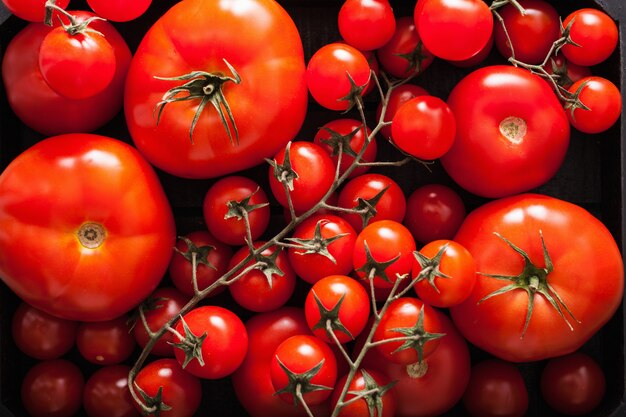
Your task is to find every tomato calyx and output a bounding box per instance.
[338,72,368,113]
[406,360,429,379]
[44,1,105,36]
[478,231,579,337]
[224,187,270,220]
[413,244,451,293]
[126,294,167,333]
[356,240,401,284]
[285,220,349,264]
[267,142,299,192]
[345,369,396,417]
[310,290,354,340]
[169,316,208,368]
[354,186,390,229]
[547,57,575,89]
[273,357,332,406]
[133,384,172,416]
[155,60,241,144]
[251,248,285,289]
[173,236,217,270]
[563,80,592,119]
[388,306,446,363]
[489,0,526,13]
[76,222,106,249]
[395,40,431,77]
[319,126,362,158]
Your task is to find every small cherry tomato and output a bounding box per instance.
[376,84,430,141]
[567,76,622,134]
[86,0,152,22]
[76,316,136,365]
[83,365,139,417]
[338,0,396,51]
[561,8,618,67]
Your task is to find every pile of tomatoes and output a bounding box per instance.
[0,0,623,416]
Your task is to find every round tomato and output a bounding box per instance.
[441,65,570,198]
[566,76,622,134]
[125,0,307,178]
[0,134,175,321]
[338,0,396,51]
[331,369,396,417]
[87,0,151,21]
[2,0,69,22]
[450,194,624,362]
[376,83,430,141]
[560,8,618,67]
[83,365,139,417]
[76,315,136,365]
[1,12,131,135]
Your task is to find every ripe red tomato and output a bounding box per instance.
[21,359,84,417]
[11,302,77,360]
[566,76,622,134]
[463,359,529,417]
[441,65,570,198]
[87,0,151,21]
[173,305,248,379]
[83,365,139,417]
[1,12,131,135]
[76,316,136,365]
[202,176,270,246]
[493,0,561,64]
[540,352,606,415]
[338,0,396,51]
[133,358,201,417]
[306,42,371,111]
[376,84,430,141]
[0,134,175,321]
[2,0,69,22]
[125,0,307,178]
[304,274,370,344]
[450,194,624,362]
[560,8,618,66]
[331,369,396,417]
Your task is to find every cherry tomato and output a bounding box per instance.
[561,8,618,66]
[338,0,396,51]
[76,316,136,365]
[83,365,139,417]
[331,369,396,417]
[2,0,69,22]
[87,0,152,21]
[567,76,622,134]
[376,84,430,141]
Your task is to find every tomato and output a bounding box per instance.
[447,31,494,68]
[561,8,618,67]
[268,141,335,214]
[77,316,136,365]
[132,287,189,357]
[543,54,592,89]
[353,220,416,291]
[376,16,435,79]
[304,275,370,344]
[86,0,151,21]
[125,0,307,178]
[2,0,69,22]
[0,134,175,321]
[566,76,622,134]
[287,214,357,284]
[403,183,466,244]
[11,302,77,360]
[331,369,396,417]
[21,359,84,417]
[38,21,116,99]
[391,95,456,160]
[168,231,232,297]
[133,358,201,417]
[493,0,561,64]
[338,0,396,51]
[463,359,529,417]
[450,194,624,362]
[228,242,296,312]
[376,84,430,141]
[313,119,377,179]
[306,42,371,111]
[2,12,131,135]
[413,239,476,308]
[337,173,406,232]
[83,365,139,417]
[173,305,248,379]
[441,65,570,198]
[415,0,493,61]
[270,334,338,406]
[540,352,606,415]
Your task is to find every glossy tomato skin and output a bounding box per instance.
[1,12,131,135]
[338,0,396,51]
[86,0,152,21]
[376,83,429,141]
[567,76,622,134]
[561,8,618,67]
[331,369,396,417]
[125,0,307,178]
[0,134,175,321]
[441,65,570,198]
[450,194,624,362]
[2,0,69,22]
[83,365,139,417]
[77,316,136,365]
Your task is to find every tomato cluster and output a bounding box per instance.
[0,0,623,417]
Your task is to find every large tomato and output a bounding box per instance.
[450,194,624,362]
[440,65,570,198]
[125,0,307,178]
[0,134,175,321]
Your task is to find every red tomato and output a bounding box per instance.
[1,12,131,135]
[415,0,493,61]
[11,302,77,360]
[441,65,570,198]
[287,214,357,284]
[133,358,201,417]
[125,0,307,178]
[413,239,476,308]
[2,0,69,22]
[447,31,494,68]
[76,316,136,365]
[540,352,606,415]
[331,369,396,417]
[202,176,270,246]
[493,0,561,64]
[338,0,396,51]
[83,365,139,417]
[561,8,618,66]
[463,359,529,417]
[132,287,189,357]
[450,194,624,362]
[270,334,338,406]
[306,42,371,111]
[168,231,232,297]
[87,0,152,21]
[0,134,175,321]
[304,275,370,344]
[228,242,296,312]
[566,76,622,134]
[391,95,456,160]
[21,359,84,417]
[403,183,466,244]
[376,84,430,141]
[173,305,248,379]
